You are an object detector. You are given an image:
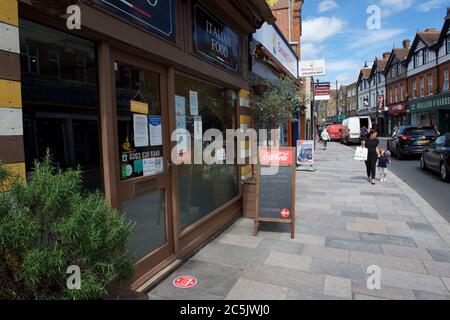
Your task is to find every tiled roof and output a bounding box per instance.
[393,48,410,61]
[417,31,440,47]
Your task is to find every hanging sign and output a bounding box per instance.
[193,3,239,72]
[130,100,149,115]
[92,0,176,41]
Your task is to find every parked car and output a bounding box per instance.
[327,124,343,141]
[340,116,372,145]
[387,126,439,160]
[421,133,450,182]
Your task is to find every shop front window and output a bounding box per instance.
[20,20,101,191]
[115,63,163,181]
[175,74,239,229]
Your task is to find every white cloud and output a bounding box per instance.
[378,0,415,16]
[301,43,325,60]
[327,59,364,85]
[416,0,450,12]
[302,16,345,43]
[348,28,406,49]
[318,0,338,13]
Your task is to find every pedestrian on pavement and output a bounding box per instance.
[361,129,381,185]
[378,149,391,182]
[321,127,331,150]
[360,126,367,140]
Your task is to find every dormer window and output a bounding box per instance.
[446,36,450,54]
[423,50,429,64]
[397,63,401,77]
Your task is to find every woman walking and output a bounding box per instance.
[321,127,331,150]
[362,129,381,185]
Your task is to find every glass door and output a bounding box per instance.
[111,50,174,286]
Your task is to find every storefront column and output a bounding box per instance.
[97,42,119,208]
[0,0,25,188]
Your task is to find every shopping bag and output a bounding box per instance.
[354,146,368,161]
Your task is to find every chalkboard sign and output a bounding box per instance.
[254,148,296,238]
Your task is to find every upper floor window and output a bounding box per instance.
[377,72,382,83]
[389,88,393,104]
[395,86,399,102]
[420,77,425,97]
[428,74,433,95]
[23,45,40,74]
[444,68,449,91]
[397,63,401,76]
[401,85,405,101]
[414,51,423,68]
[423,50,430,64]
[412,79,417,98]
[446,36,450,54]
[48,50,61,79]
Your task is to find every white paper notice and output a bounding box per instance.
[133,114,149,147]
[176,115,187,130]
[175,95,186,115]
[149,115,163,146]
[194,116,203,140]
[143,158,156,177]
[155,157,164,174]
[190,91,199,116]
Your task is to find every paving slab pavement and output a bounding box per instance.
[149,142,450,300]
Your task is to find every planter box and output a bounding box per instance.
[242,180,257,219]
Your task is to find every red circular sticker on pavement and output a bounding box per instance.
[173,276,198,289]
[280,208,290,219]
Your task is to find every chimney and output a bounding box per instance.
[402,39,411,49]
[447,7,450,18]
[382,52,390,60]
[424,28,436,32]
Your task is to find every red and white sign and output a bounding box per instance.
[280,208,290,219]
[314,84,331,101]
[173,276,198,289]
[259,148,294,166]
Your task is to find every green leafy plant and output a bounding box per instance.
[0,154,134,300]
[253,76,307,130]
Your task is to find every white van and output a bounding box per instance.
[340,116,372,144]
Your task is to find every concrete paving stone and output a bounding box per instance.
[310,258,367,282]
[326,238,383,255]
[147,294,170,300]
[264,251,312,272]
[193,242,270,269]
[149,259,241,300]
[423,260,450,277]
[352,280,416,300]
[241,263,325,293]
[236,218,254,227]
[346,219,388,235]
[442,277,450,292]
[217,234,263,249]
[354,294,388,300]
[323,276,352,299]
[433,224,450,235]
[280,233,326,246]
[225,278,289,300]
[259,239,304,255]
[301,203,332,210]
[341,211,378,219]
[296,219,346,230]
[414,238,450,250]
[287,290,346,300]
[359,233,417,248]
[381,244,433,260]
[409,229,443,240]
[386,227,413,237]
[302,244,350,262]
[299,226,361,241]
[381,269,449,295]
[377,214,414,222]
[349,251,428,274]
[382,220,410,229]
[413,290,450,300]
[428,249,450,263]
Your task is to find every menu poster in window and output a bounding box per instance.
[149,115,163,146]
[175,95,186,115]
[133,114,149,147]
[189,91,199,116]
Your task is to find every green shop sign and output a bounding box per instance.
[409,92,450,113]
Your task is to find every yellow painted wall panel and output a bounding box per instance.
[0,0,19,27]
[0,79,22,108]
[1,162,26,191]
[240,115,252,124]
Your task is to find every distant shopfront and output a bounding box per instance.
[388,103,407,134]
[408,92,450,133]
[7,0,272,291]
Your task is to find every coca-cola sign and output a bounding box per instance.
[259,148,294,166]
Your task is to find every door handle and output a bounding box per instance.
[167,162,172,175]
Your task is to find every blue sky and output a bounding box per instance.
[301,0,450,87]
